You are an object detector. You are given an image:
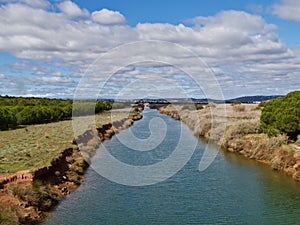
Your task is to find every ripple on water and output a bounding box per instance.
[43,109,300,225]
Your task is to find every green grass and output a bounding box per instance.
[0,110,131,174]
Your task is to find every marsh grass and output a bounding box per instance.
[161,103,298,172]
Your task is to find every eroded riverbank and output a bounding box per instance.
[0,111,143,224]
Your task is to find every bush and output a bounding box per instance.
[233,104,246,112]
[257,101,267,109]
[222,119,262,145]
[261,91,300,140]
[271,145,295,170]
[0,205,19,225]
[195,104,204,110]
[12,182,59,211]
[231,101,242,106]
[182,103,203,110]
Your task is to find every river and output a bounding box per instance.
[43,108,300,225]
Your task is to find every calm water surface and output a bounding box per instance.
[43,108,300,225]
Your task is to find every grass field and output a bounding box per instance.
[0,110,131,174]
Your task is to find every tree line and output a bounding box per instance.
[0,96,112,130]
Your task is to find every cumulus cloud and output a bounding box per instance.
[22,0,49,9]
[92,9,126,25]
[0,1,299,98]
[38,76,74,85]
[0,3,137,61]
[191,10,267,33]
[137,11,290,65]
[58,0,89,18]
[273,0,300,22]
[0,0,49,9]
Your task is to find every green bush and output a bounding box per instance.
[261,91,300,140]
[182,103,203,110]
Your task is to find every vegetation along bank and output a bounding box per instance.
[0,96,143,224]
[158,91,300,181]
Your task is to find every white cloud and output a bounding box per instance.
[0,2,299,98]
[92,9,126,25]
[39,76,73,84]
[273,0,300,22]
[137,11,289,65]
[191,10,267,33]
[0,0,49,9]
[22,0,49,9]
[0,3,137,61]
[0,73,5,79]
[58,0,89,18]
[52,71,62,77]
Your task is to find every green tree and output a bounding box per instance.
[261,91,300,140]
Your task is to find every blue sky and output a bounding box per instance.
[0,0,299,99]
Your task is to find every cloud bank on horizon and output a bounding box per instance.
[0,0,299,99]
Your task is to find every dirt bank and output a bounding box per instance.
[0,113,143,224]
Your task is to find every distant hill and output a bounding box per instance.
[226,95,283,103]
[134,95,284,104]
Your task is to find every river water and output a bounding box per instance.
[43,108,300,225]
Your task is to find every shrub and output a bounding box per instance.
[271,145,295,170]
[223,119,262,143]
[233,104,246,112]
[195,103,204,110]
[255,101,267,110]
[182,104,203,110]
[231,101,242,106]
[0,205,19,225]
[12,182,59,211]
[261,91,300,140]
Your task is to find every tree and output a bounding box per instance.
[261,91,300,140]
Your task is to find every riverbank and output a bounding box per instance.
[158,103,300,182]
[0,110,143,224]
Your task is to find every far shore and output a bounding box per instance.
[158,103,300,182]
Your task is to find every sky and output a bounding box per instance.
[0,0,299,99]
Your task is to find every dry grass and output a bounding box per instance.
[166,103,260,142]
[160,103,300,180]
[0,110,130,174]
